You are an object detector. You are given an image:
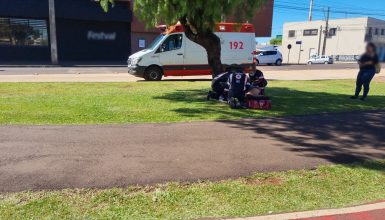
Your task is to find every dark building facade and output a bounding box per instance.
[225,0,274,37]
[0,0,132,63]
[0,0,274,63]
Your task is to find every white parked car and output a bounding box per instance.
[307,55,334,65]
[255,50,283,66]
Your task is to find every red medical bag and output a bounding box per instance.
[246,96,272,110]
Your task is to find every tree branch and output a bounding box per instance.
[180,16,197,42]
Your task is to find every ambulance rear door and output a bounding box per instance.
[220,32,255,68]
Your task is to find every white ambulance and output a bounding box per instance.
[127,23,256,81]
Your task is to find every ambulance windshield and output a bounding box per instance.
[147,34,166,50]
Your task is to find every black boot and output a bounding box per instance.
[207,91,212,101]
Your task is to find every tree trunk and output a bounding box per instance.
[204,32,223,77]
[180,18,223,77]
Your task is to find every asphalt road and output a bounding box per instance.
[1,110,384,192]
[0,63,363,76]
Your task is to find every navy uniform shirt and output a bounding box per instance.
[359,54,379,71]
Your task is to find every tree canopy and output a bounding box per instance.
[101,0,267,31]
[270,37,282,45]
[100,0,268,77]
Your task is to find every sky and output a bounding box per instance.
[256,0,385,43]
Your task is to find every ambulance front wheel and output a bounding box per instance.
[144,66,163,81]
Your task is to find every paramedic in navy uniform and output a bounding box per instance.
[351,43,379,101]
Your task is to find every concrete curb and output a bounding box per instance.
[228,201,385,220]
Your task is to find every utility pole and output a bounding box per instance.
[309,0,314,21]
[322,7,330,55]
[48,0,58,64]
[318,25,323,55]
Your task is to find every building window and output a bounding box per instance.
[303,29,318,36]
[288,30,295,38]
[375,28,379,35]
[329,28,337,36]
[0,17,48,46]
[382,29,385,36]
[368,27,373,36]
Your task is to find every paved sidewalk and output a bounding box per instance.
[1,66,384,82]
[1,110,385,192]
[232,201,385,220]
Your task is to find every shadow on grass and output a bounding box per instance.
[155,87,385,119]
[155,87,385,167]
[353,160,385,172]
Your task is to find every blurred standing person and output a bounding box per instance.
[351,43,379,101]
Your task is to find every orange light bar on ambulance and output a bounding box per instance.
[164,22,256,34]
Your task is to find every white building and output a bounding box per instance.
[282,17,385,64]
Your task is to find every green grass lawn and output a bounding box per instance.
[0,80,385,124]
[1,161,385,220]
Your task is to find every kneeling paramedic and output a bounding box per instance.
[227,65,250,108]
